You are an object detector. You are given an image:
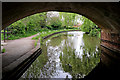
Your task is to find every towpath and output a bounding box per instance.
[1,33,39,73]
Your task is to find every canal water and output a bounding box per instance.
[21,31,101,79]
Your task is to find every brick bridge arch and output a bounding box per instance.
[2,2,120,79]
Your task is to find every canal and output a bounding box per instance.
[21,31,101,79]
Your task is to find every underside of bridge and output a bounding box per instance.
[2,2,120,80]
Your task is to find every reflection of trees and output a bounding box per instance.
[82,34,100,53]
[49,36,62,47]
[48,33,67,47]
[60,35,101,79]
[22,34,67,78]
[22,44,57,78]
[22,32,101,79]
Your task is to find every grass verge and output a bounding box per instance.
[32,28,79,40]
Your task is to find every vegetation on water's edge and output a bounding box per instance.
[80,15,101,37]
[32,28,79,46]
[32,28,79,40]
[34,40,38,48]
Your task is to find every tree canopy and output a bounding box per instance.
[4,11,101,40]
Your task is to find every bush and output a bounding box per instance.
[90,29,97,36]
[9,21,26,34]
[66,26,76,29]
[2,48,6,53]
[46,25,53,30]
[26,21,36,31]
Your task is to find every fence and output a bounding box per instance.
[1,27,12,42]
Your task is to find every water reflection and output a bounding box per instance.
[21,31,101,79]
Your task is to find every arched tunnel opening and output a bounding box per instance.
[1,2,120,80]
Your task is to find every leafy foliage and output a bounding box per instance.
[80,16,101,37]
[6,12,47,39]
[3,11,101,40]
[47,17,62,30]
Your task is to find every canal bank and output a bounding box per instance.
[42,30,81,39]
[2,30,81,80]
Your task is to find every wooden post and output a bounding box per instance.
[7,28,8,40]
[4,29,5,42]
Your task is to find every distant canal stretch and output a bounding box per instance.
[21,31,101,79]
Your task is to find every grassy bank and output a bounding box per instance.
[32,28,79,40]
[1,31,39,40]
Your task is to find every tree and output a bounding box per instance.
[80,16,100,37]
[8,12,47,34]
[25,12,47,31]
[9,20,26,34]
[46,12,62,29]
[59,12,78,27]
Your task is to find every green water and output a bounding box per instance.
[21,31,101,79]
